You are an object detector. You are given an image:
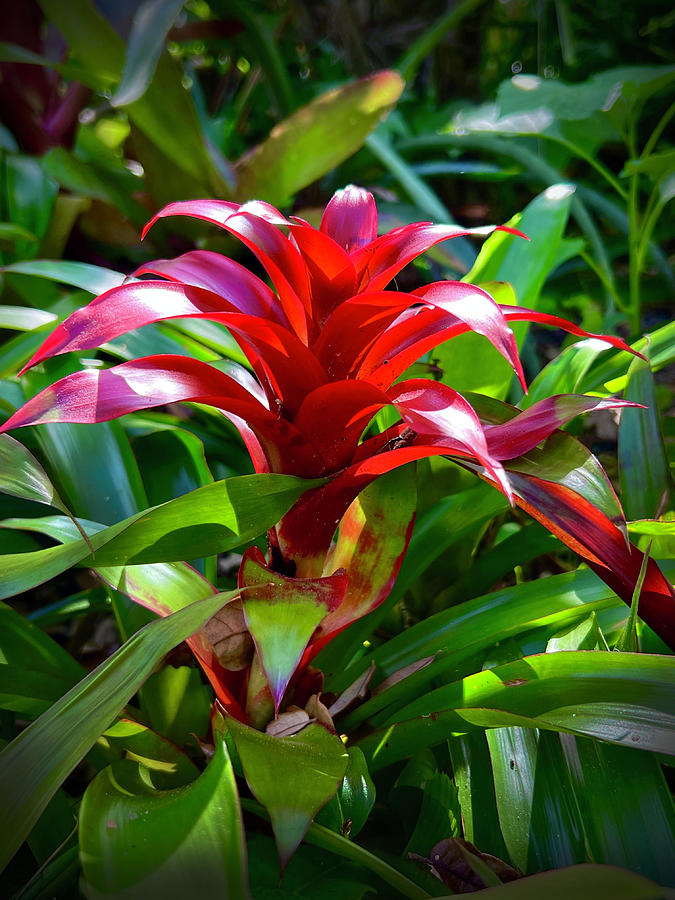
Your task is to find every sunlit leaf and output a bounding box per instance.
[1,259,125,294]
[234,72,404,207]
[0,587,239,874]
[0,473,322,600]
[433,863,675,899]
[359,651,675,770]
[79,738,250,899]
[224,717,348,869]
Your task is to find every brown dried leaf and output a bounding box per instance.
[372,655,436,695]
[305,694,335,732]
[328,661,376,718]
[411,838,521,893]
[202,599,254,671]
[265,706,311,737]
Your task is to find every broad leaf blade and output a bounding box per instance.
[0,588,239,873]
[234,72,404,207]
[239,548,347,712]
[1,259,125,294]
[79,740,250,899]
[434,863,675,900]
[225,718,348,870]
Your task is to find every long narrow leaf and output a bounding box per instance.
[358,651,675,770]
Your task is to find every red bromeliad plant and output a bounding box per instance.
[3,185,674,728]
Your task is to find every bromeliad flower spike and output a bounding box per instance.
[3,186,674,725]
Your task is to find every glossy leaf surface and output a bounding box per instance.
[225,717,348,869]
[358,651,675,770]
[0,472,321,599]
[0,588,239,873]
[234,72,404,206]
[239,547,347,711]
[79,739,250,899]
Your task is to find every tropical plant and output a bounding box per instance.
[1,186,674,898]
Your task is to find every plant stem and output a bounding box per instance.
[557,136,627,200]
[642,98,675,159]
[579,250,626,314]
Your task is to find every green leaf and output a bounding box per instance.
[619,349,671,519]
[134,427,216,580]
[405,771,460,856]
[454,66,675,148]
[101,718,199,786]
[3,156,58,261]
[243,799,432,900]
[28,586,110,627]
[463,186,574,398]
[487,726,586,872]
[628,519,675,559]
[358,651,675,770]
[0,305,57,331]
[615,544,651,653]
[0,473,322,599]
[522,338,613,409]
[432,863,675,899]
[79,738,250,899]
[0,222,38,244]
[319,480,505,689]
[0,601,84,717]
[320,464,418,640]
[581,320,675,394]
[15,845,80,900]
[1,259,125,294]
[467,184,574,309]
[0,587,239,873]
[546,613,608,652]
[557,735,675,885]
[41,147,148,224]
[0,512,222,629]
[111,0,186,107]
[234,72,404,207]
[240,552,341,714]
[449,733,509,861]
[336,564,637,726]
[622,150,675,182]
[38,0,226,193]
[396,0,485,82]
[315,746,376,840]
[142,666,212,748]
[247,832,375,900]
[225,718,348,869]
[0,434,83,528]
[365,129,476,272]
[134,428,214,505]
